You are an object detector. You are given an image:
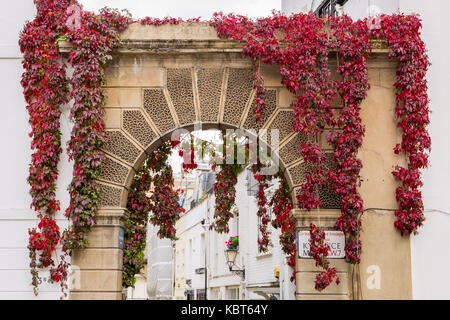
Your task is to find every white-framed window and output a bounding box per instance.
[226,287,239,300]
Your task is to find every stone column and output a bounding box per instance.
[293,209,352,300]
[70,209,124,300]
[293,53,412,300]
[146,223,174,300]
[357,55,412,299]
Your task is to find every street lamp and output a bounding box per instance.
[224,248,245,278]
[201,219,208,300]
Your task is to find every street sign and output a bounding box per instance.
[118,227,124,249]
[195,267,206,274]
[297,229,346,259]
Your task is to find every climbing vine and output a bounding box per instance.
[370,14,430,236]
[210,133,244,234]
[20,1,430,295]
[20,0,71,296]
[309,223,340,291]
[149,164,182,240]
[270,172,296,281]
[211,163,241,233]
[327,16,370,265]
[209,11,430,290]
[122,142,182,287]
[122,157,153,288]
[211,11,367,289]
[63,7,132,251]
[251,163,273,253]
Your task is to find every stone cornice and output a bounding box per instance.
[59,38,389,55]
[58,22,390,54]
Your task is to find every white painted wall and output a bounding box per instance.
[398,0,450,300]
[0,0,75,299]
[146,224,173,299]
[282,0,450,300]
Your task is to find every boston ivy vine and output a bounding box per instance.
[270,172,296,281]
[251,163,273,253]
[20,0,71,296]
[63,7,132,251]
[123,142,182,287]
[370,15,430,236]
[20,0,430,295]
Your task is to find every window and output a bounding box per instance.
[246,167,258,196]
[196,289,206,300]
[315,0,348,17]
[186,289,194,300]
[210,288,220,300]
[232,214,239,236]
[226,287,239,300]
[201,233,205,265]
[187,239,192,275]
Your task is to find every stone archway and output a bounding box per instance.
[69,23,412,300]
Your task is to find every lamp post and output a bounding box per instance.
[201,219,208,300]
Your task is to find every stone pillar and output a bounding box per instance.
[357,56,412,299]
[69,209,124,300]
[293,53,412,300]
[147,223,173,299]
[293,209,353,300]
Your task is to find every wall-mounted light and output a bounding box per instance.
[224,248,245,279]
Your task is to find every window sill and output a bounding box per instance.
[256,251,273,258]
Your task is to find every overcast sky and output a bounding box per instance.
[78,0,281,20]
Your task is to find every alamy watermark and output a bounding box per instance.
[66,4,82,31]
[367,5,382,31]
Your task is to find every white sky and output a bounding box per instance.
[78,0,281,20]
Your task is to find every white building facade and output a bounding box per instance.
[173,168,296,300]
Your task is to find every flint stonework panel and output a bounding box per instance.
[143,88,177,135]
[122,109,158,149]
[99,156,130,186]
[103,130,142,166]
[197,68,224,123]
[279,133,313,166]
[167,68,196,126]
[222,68,253,126]
[97,182,126,208]
[287,161,313,187]
[243,89,277,132]
[265,110,295,144]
